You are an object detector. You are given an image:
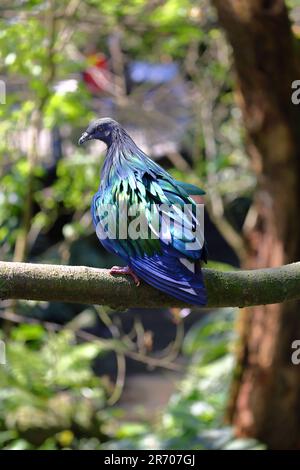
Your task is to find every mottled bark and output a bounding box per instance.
[0,261,300,309]
[213,0,300,449]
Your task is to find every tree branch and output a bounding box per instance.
[1,261,300,309]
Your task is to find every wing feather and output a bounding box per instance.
[92,167,207,305]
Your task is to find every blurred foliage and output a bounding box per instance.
[3,0,292,451]
[102,308,264,450]
[0,324,116,449]
[0,309,264,450]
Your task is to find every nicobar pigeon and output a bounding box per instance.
[79,118,207,305]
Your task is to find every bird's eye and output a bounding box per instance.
[97,125,104,132]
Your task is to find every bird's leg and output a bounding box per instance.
[109,266,141,286]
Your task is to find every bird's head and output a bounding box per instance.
[78,117,119,146]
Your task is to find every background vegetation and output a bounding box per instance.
[0,0,299,450]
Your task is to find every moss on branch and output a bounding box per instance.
[1,261,300,309]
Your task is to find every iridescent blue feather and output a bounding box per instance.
[90,122,207,305]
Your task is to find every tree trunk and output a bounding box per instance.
[213,0,300,449]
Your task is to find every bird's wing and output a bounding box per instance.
[93,172,207,305]
[134,172,207,305]
[129,248,207,305]
[144,174,206,259]
[176,180,206,195]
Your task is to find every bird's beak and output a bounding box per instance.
[78,131,92,145]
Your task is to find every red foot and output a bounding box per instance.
[110,266,141,286]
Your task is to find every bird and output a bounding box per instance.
[79,117,207,305]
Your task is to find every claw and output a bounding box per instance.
[110,266,140,286]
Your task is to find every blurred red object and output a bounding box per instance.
[83,53,111,94]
